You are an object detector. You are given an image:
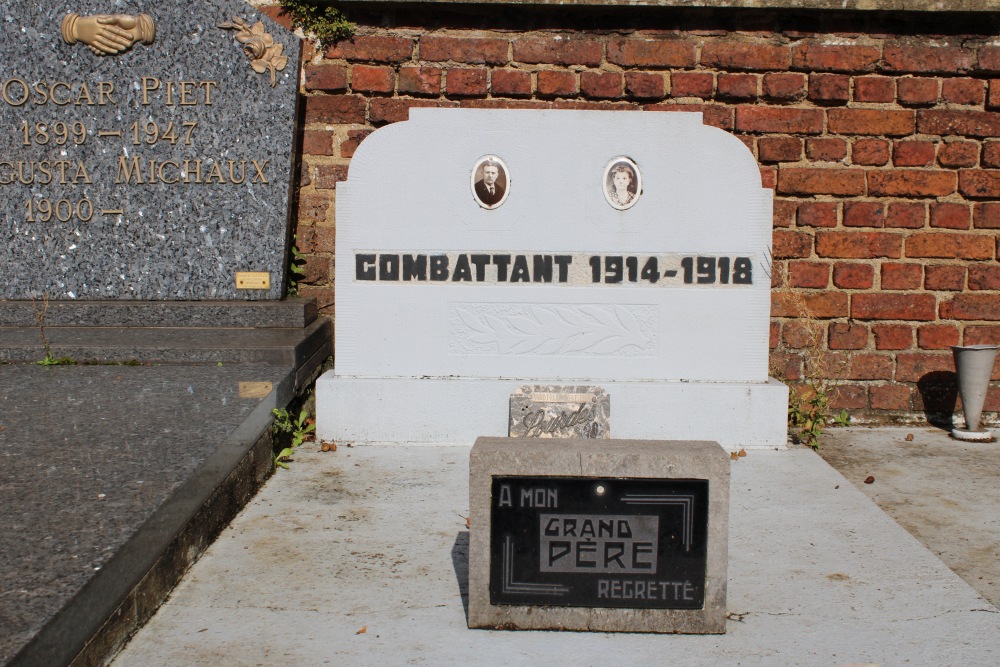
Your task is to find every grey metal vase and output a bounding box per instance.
[951,344,998,441]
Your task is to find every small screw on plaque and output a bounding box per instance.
[595,484,606,496]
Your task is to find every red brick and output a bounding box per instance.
[581,71,623,99]
[297,193,331,224]
[351,65,394,93]
[873,323,913,349]
[942,294,1000,320]
[304,64,348,92]
[716,73,758,100]
[870,384,912,410]
[461,99,552,111]
[897,77,940,106]
[819,353,892,380]
[808,74,850,104]
[514,37,602,67]
[828,109,915,136]
[905,232,994,259]
[843,201,884,228]
[326,35,414,63]
[990,80,1000,110]
[258,5,294,30]
[302,130,334,156]
[446,68,488,97]
[806,138,847,162]
[772,229,813,258]
[736,107,823,135]
[853,76,895,102]
[299,255,330,285]
[314,164,349,190]
[762,72,806,101]
[895,353,954,382]
[771,291,849,318]
[978,46,1000,72]
[918,110,1000,137]
[929,202,971,229]
[537,70,578,97]
[758,136,802,163]
[893,141,936,167]
[973,202,1000,228]
[552,100,639,112]
[797,201,838,228]
[834,262,875,289]
[671,72,714,99]
[941,77,984,105]
[968,265,1000,290]
[624,72,666,99]
[398,66,442,96]
[760,167,776,189]
[644,103,734,130]
[778,168,866,196]
[773,199,797,228]
[781,320,816,348]
[959,169,1000,197]
[490,69,532,97]
[368,98,458,125]
[883,42,974,74]
[419,36,508,64]
[853,293,937,320]
[925,265,966,291]
[881,262,923,290]
[787,260,830,287]
[867,170,957,197]
[770,352,803,380]
[964,325,1000,345]
[607,38,696,68]
[885,201,927,229]
[769,321,780,348]
[828,322,869,350]
[339,129,373,158]
[298,161,311,188]
[297,225,336,254]
[701,41,790,71]
[852,139,890,166]
[830,385,868,410]
[816,231,902,258]
[791,42,881,72]
[937,141,979,168]
[304,95,367,124]
[983,141,1000,168]
[298,285,335,311]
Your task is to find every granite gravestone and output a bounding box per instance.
[0,0,300,300]
[316,109,786,449]
[468,437,729,633]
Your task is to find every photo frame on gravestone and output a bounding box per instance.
[0,1,301,300]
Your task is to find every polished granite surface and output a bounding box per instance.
[0,364,290,665]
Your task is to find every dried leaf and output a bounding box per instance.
[864,475,875,484]
[356,625,367,635]
[737,449,747,457]
[905,433,914,441]
[465,516,471,529]
[730,451,739,461]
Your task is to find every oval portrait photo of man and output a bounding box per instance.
[603,157,642,211]
[471,155,510,210]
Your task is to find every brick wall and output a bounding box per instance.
[265,4,1000,422]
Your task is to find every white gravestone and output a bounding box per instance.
[316,109,787,448]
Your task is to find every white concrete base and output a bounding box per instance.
[315,373,788,449]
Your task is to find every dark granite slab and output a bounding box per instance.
[0,298,317,328]
[0,363,294,666]
[0,0,301,300]
[0,317,331,366]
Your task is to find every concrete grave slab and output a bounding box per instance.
[0,0,301,300]
[317,109,787,448]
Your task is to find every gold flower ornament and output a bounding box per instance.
[219,17,288,87]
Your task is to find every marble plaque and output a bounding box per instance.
[0,0,301,300]
[509,385,610,438]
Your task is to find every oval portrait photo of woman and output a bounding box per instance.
[471,155,510,210]
[603,157,642,211]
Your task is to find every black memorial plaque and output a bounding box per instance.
[489,476,709,609]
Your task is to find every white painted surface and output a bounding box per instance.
[110,445,1000,667]
[318,109,784,445]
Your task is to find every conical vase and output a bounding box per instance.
[951,345,998,442]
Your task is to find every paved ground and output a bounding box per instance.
[111,433,1000,667]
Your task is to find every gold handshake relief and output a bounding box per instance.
[61,13,155,55]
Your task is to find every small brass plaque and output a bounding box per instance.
[236,272,270,290]
[239,381,273,398]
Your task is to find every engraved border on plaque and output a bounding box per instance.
[509,385,610,438]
